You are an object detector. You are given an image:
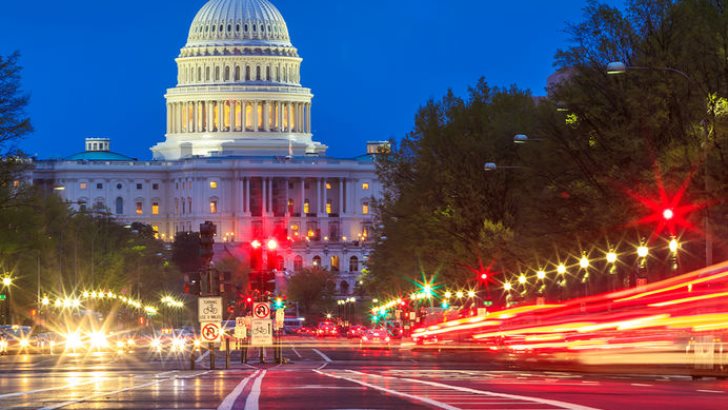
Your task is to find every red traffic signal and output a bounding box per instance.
[662,208,674,220]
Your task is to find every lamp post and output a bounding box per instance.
[608,61,713,267]
[2,276,12,325]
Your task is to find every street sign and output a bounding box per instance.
[234,316,247,339]
[251,319,273,346]
[198,297,222,322]
[275,309,285,330]
[200,321,222,344]
[253,302,270,319]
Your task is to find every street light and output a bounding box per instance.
[556,264,567,275]
[608,61,712,267]
[536,270,546,280]
[637,244,649,258]
[2,277,11,287]
[606,250,618,264]
[513,134,544,144]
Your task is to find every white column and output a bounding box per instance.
[263,101,270,132]
[307,103,312,133]
[268,177,274,214]
[323,177,328,216]
[285,177,290,216]
[339,178,344,215]
[176,103,182,134]
[207,101,214,132]
[166,103,171,134]
[229,100,235,133]
[253,101,259,132]
[261,177,267,215]
[218,100,225,131]
[300,177,306,215]
[245,177,251,215]
[317,178,322,216]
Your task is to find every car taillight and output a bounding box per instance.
[385,336,391,342]
[362,336,368,341]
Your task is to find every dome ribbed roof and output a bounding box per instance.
[186,0,291,47]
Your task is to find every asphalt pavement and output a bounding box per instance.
[0,338,727,409]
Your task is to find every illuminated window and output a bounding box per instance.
[210,200,218,214]
[79,182,87,190]
[152,202,159,215]
[303,199,310,214]
[326,182,332,190]
[290,224,299,233]
[349,256,359,272]
[362,182,369,190]
[312,255,321,267]
[152,225,159,239]
[326,200,332,215]
[362,202,369,215]
[12,180,19,188]
[210,181,218,189]
[307,229,315,238]
[135,201,143,215]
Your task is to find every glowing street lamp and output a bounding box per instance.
[579,254,590,269]
[444,291,452,299]
[669,237,679,254]
[536,270,546,280]
[557,264,567,275]
[503,282,513,292]
[455,291,464,299]
[606,250,618,264]
[1,277,11,287]
[518,274,527,285]
[467,290,476,298]
[637,244,649,258]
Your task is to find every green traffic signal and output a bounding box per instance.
[0,294,6,301]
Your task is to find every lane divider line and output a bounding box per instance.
[0,379,99,400]
[346,370,601,410]
[314,370,458,410]
[37,369,211,409]
[291,347,303,358]
[217,370,260,410]
[244,370,267,410]
[196,350,210,364]
[312,348,332,363]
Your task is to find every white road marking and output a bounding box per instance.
[217,370,259,410]
[196,350,210,363]
[312,348,332,362]
[697,389,724,394]
[291,347,303,358]
[631,383,653,387]
[37,370,211,409]
[244,370,267,410]
[314,369,459,410]
[347,370,602,410]
[0,379,99,399]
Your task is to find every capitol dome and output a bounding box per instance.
[186,0,292,48]
[151,0,326,161]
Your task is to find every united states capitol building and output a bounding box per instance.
[28,0,383,295]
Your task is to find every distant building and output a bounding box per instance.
[27,0,385,296]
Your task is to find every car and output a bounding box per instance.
[360,329,391,349]
[316,321,339,337]
[347,325,367,339]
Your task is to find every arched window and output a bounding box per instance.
[234,66,241,81]
[287,198,294,215]
[115,197,123,215]
[215,66,220,81]
[266,66,271,81]
[245,66,251,81]
[294,255,303,272]
[349,256,359,272]
[256,66,261,81]
[312,255,322,267]
[224,66,230,81]
[197,67,202,82]
[206,66,211,81]
[330,255,339,272]
[340,281,350,295]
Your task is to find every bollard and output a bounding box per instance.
[209,343,216,370]
[259,347,264,364]
[225,338,230,370]
[190,350,196,370]
[241,338,248,363]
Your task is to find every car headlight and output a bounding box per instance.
[65,333,83,350]
[19,338,30,348]
[89,332,108,349]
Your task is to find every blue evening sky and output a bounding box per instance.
[0,0,623,160]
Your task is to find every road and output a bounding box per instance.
[0,338,727,409]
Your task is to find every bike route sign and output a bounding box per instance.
[198,297,223,322]
[251,319,273,346]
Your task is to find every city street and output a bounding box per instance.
[1,339,727,409]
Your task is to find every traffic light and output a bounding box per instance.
[199,221,216,266]
[184,272,201,295]
[273,296,285,309]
